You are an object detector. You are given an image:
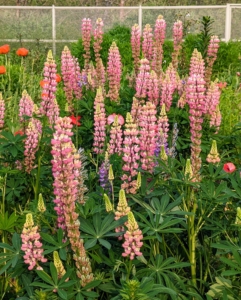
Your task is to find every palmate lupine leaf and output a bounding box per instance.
[0,232,22,275]
[80,212,127,250]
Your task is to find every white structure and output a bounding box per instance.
[0,4,240,55]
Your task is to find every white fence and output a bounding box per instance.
[0,4,240,55]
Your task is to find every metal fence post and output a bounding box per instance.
[138,5,142,34]
[225,3,231,42]
[52,5,56,55]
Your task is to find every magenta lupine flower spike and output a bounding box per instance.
[109,115,123,155]
[24,118,42,173]
[139,102,158,173]
[107,42,122,102]
[135,58,150,102]
[40,50,59,124]
[19,90,34,123]
[186,72,206,182]
[51,117,93,286]
[172,20,183,69]
[205,35,220,86]
[0,93,5,129]
[142,24,153,61]
[147,70,160,106]
[21,213,47,270]
[152,15,166,76]
[81,18,92,69]
[122,212,143,260]
[131,24,141,75]
[121,113,140,194]
[93,87,106,154]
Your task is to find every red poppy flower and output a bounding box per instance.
[69,115,81,126]
[0,44,10,54]
[223,162,236,173]
[56,74,61,83]
[14,130,24,136]
[0,66,6,74]
[40,79,49,88]
[16,48,29,57]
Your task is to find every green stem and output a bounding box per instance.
[188,189,197,288]
[34,154,42,201]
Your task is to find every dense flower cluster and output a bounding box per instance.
[51,117,93,286]
[152,15,166,76]
[115,189,131,240]
[121,113,140,194]
[40,50,59,124]
[142,24,153,61]
[19,90,34,123]
[109,115,123,155]
[93,87,106,154]
[81,18,92,68]
[107,42,122,102]
[122,212,143,260]
[24,118,42,173]
[21,213,47,270]
[135,58,150,101]
[205,36,220,86]
[206,140,220,164]
[172,20,183,69]
[139,102,157,172]
[131,24,141,75]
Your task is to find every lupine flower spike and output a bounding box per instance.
[109,115,123,155]
[131,24,141,75]
[205,36,220,87]
[99,150,111,194]
[19,90,34,124]
[121,113,140,194]
[115,189,131,240]
[24,118,42,173]
[152,15,166,76]
[139,102,157,173]
[172,20,183,69]
[21,213,47,270]
[81,18,92,69]
[0,92,5,129]
[206,140,220,164]
[185,159,193,179]
[235,207,241,225]
[53,251,66,279]
[37,193,46,213]
[210,104,221,133]
[40,50,59,124]
[51,117,93,286]
[142,24,153,61]
[135,58,150,102]
[122,212,143,260]
[103,193,113,212]
[93,87,106,154]
[94,18,105,87]
[107,42,122,102]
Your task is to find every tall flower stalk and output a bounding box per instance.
[51,117,93,286]
[172,20,183,70]
[107,42,122,102]
[93,87,106,154]
[0,92,5,129]
[142,24,153,61]
[131,24,141,75]
[40,50,59,125]
[81,18,92,69]
[121,113,140,194]
[21,213,47,270]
